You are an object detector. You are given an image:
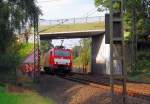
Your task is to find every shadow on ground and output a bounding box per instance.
[32,75,149,104]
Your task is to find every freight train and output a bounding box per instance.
[43,46,72,74]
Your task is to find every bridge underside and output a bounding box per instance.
[39,30,105,39]
[39,30,112,75]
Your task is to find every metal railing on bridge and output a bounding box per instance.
[39,16,105,26]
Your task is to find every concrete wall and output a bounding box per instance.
[91,34,122,75]
[91,34,109,74]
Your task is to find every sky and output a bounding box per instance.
[37,0,105,48]
[37,0,104,20]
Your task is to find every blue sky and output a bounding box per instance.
[37,0,105,48]
[37,0,104,20]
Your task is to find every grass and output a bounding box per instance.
[128,74,150,83]
[0,83,54,104]
[0,83,5,92]
[18,43,34,61]
[39,22,104,33]
[0,92,54,104]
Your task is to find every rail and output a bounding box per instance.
[59,73,150,101]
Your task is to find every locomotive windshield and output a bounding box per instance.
[55,50,70,57]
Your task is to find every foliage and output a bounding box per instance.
[0,0,41,82]
[0,0,41,53]
[40,40,53,65]
[73,38,91,71]
[72,46,81,59]
[137,50,150,72]
[73,57,81,66]
[18,43,33,61]
[0,37,20,70]
[94,0,150,38]
[0,54,20,82]
[0,82,6,92]
[0,53,20,70]
[0,4,13,53]
[128,73,150,83]
[40,40,53,54]
[95,0,150,79]
[80,38,91,67]
[127,47,150,82]
[0,42,33,82]
[72,38,91,72]
[95,0,109,7]
[143,18,150,37]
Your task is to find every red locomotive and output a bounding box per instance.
[43,46,72,74]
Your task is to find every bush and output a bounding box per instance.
[0,53,20,82]
[0,42,34,82]
[18,43,33,61]
[0,53,20,70]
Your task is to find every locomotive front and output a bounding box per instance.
[52,48,72,73]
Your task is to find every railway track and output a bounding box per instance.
[59,74,150,101]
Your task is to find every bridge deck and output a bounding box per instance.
[39,30,105,40]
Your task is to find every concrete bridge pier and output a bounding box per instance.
[91,34,122,75]
[92,34,108,75]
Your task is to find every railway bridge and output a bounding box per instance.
[39,29,121,75]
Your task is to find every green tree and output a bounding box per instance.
[95,0,150,37]
[95,0,150,73]
[40,40,53,54]
[80,38,91,73]
[40,40,53,66]
[0,0,41,82]
[0,0,41,54]
[72,46,80,59]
